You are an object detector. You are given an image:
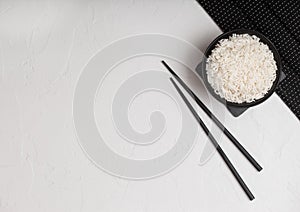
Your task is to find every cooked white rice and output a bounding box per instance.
[206,33,277,103]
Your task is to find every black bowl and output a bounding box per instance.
[200,29,282,108]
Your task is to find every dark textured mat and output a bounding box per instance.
[196,0,300,119]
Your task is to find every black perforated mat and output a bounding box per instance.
[196,0,300,120]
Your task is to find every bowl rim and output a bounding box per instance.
[202,29,282,108]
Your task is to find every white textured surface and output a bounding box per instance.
[0,0,300,211]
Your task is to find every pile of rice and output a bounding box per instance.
[206,33,277,103]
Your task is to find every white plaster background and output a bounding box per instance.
[0,0,300,211]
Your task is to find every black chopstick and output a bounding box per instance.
[161,60,262,172]
[169,78,255,201]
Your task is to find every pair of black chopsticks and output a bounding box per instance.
[161,60,262,201]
